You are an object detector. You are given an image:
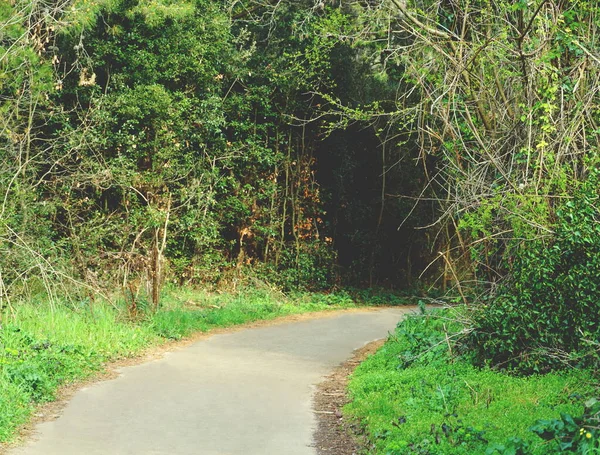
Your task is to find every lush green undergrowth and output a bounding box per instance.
[0,288,360,443]
[346,308,599,455]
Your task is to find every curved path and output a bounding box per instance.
[9,308,412,455]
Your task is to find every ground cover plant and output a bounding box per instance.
[0,288,359,444]
[345,308,599,455]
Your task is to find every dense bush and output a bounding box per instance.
[0,0,437,301]
[468,169,600,373]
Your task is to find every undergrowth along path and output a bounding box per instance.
[7,307,413,455]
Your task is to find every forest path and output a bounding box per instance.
[8,307,413,455]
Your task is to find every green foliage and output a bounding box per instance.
[38,0,389,293]
[350,288,418,306]
[0,302,157,442]
[150,287,357,339]
[485,437,532,455]
[529,398,600,454]
[48,0,237,287]
[0,379,30,442]
[345,310,597,455]
[265,240,338,291]
[468,169,600,373]
[0,0,438,298]
[487,399,600,454]
[291,290,356,307]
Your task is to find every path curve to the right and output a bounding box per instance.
[9,307,414,455]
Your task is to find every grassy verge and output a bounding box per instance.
[345,308,598,455]
[0,287,359,443]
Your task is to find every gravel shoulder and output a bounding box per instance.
[313,339,385,455]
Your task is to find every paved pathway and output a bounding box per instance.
[9,308,413,455]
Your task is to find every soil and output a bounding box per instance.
[313,339,385,455]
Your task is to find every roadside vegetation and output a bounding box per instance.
[346,308,600,455]
[345,163,600,454]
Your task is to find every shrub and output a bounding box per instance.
[468,169,600,373]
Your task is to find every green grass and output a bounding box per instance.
[0,303,158,441]
[345,309,598,455]
[150,287,356,339]
[0,287,360,443]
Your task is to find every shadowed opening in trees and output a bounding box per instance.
[315,125,435,288]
